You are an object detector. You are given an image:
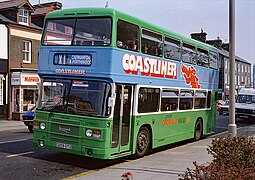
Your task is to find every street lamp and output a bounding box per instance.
[228,0,237,137]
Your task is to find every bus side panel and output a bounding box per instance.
[130,110,213,153]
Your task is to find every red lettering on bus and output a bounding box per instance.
[122,53,177,79]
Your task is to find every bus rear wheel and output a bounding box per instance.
[136,127,150,157]
[194,120,203,141]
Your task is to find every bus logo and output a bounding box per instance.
[181,64,201,88]
[122,53,177,79]
[58,126,71,133]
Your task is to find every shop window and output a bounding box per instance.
[23,89,38,111]
[138,87,160,113]
[23,40,31,63]
[117,20,139,51]
[14,89,20,112]
[161,89,179,111]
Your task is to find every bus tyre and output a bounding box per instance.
[136,127,150,157]
[194,120,203,141]
[28,125,33,133]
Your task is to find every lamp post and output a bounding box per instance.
[228,0,237,137]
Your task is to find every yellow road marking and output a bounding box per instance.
[210,126,242,138]
[63,160,131,180]
[63,170,97,180]
[7,151,34,158]
[65,126,249,179]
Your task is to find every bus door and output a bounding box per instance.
[111,84,133,154]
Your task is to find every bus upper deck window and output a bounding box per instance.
[117,20,139,51]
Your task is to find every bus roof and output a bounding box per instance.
[45,7,217,52]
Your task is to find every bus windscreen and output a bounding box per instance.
[42,18,112,46]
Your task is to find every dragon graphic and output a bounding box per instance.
[181,64,201,88]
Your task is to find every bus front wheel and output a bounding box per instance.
[136,127,150,157]
[194,120,203,141]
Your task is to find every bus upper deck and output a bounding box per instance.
[39,8,219,89]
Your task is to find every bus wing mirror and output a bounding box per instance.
[108,97,115,107]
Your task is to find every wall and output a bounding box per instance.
[0,24,8,59]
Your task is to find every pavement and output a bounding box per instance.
[0,119,255,180]
[0,119,28,133]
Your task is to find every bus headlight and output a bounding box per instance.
[40,122,46,130]
[86,129,93,137]
[39,140,45,147]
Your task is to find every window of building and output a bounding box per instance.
[141,29,162,57]
[19,9,29,25]
[194,90,206,109]
[161,89,179,111]
[164,36,181,60]
[197,48,209,67]
[209,51,218,69]
[0,78,3,105]
[117,20,139,52]
[138,87,160,113]
[182,43,196,64]
[179,89,194,110]
[23,41,31,63]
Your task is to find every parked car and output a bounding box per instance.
[216,100,225,111]
[218,101,229,115]
[22,105,36,132]
[235,88,255,120]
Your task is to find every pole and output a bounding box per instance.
[228,0,237,137]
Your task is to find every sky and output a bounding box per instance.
[28,0,255,65]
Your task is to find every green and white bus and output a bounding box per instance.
[33,8,219,159]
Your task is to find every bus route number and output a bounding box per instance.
[54,53,92,66]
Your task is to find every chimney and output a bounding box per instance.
[222,43,229,51]
[206,37,223,49]
[190,28,207,43]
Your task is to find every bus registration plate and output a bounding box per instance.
[56,142,72,149]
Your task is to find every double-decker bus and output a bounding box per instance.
[33,8,219,159]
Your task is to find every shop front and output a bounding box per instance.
[11,71,39,120]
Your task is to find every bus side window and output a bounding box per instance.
[141,29,162,57]
[161,89,179,111]
[194,90,207,109]
[207,91,212,108]
[179,90,194,110]
[164,36,181,60]
[209,51,218,69]
[182,43,196,64]
[197,48,209,67]
[117,20,139,52]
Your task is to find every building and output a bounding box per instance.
[0,0,62,120]
[191,30,252,100]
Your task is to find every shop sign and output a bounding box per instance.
[11,72,21,85]
[11,72,40,85]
